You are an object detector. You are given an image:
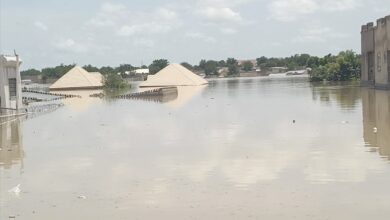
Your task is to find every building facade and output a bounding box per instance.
[0,55,22,111]
[361,15,390,89]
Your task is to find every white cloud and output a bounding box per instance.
[197,0,254,7]
[293,26,349,43]
[198,7,243,23]
[322,0,362,12]
[87,3,127,27]
[117,22,175,36]
[54,39,88,53]
[34,21,48,31]
[87,3,181,37]
[185,32,216,43]
[268,0,361,22]
[268,0,319,22]
[100,2,126,13]
[220,27,237,34]
[133,38,155,48]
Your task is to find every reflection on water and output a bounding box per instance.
[311,82,361,110]
[362,88,390,159]
[57,90,103,112]
[0,119,23,169]
[136,86,207,108]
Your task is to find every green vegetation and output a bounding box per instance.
[21,50,361,83]
[242,61,254,72]
[103,73,128,89]
[226,58,239,76]
[309,51,361,82]
[149,59,169,74]
[255,51,361,81]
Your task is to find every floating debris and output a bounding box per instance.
[373,127,378,133]
[8,184,21,195]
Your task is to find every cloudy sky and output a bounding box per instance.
[0,0,389,69]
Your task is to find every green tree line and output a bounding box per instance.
[22,51,361,82]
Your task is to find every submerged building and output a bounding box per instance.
[361,15,390,89]
[139,63,208,87]
[0,55,22,111]
[50,66,103,91]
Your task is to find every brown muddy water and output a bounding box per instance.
[1,76,390,219]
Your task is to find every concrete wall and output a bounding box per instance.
[361,15,390,89]
[361,22,375,83]
[374,17,390,87]
[0,55,22,110]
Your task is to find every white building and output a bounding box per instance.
[134,69,149,74]
[0,55,22,111]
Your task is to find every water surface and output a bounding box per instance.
[1,76,390,219]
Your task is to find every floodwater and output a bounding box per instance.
[1,76,390,219]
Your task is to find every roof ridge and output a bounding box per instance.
[171,64,196,84]
[74,66,95,86]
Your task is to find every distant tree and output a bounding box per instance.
[83,65,100,72]
[181,62,193,70]
[218,60,226,67]
[226,58,239,75]
[307,56,320,68]
[309,50,360,82]
[41,64,75,79]
[99,66,115,75]
[242,61,254,72]
[103,73,128,89]
[141,65,148,69]
[204,60,218,75]
[149,59,169,74]
[21,69,41,76]
[115,64,135,74]
[199,59,207,70]
[256,56,268,67]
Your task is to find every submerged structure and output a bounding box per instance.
[361,15,390,89]
[50,66,103,91]
[0,55,22,111]
[139,63,208,87]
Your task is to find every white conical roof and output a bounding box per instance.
[139,63,208,87]
[49,66,103,90]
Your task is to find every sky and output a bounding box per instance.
[0,0,389,69]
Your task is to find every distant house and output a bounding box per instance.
[238,60,257,67]
[0,55,22,111]
[270,67,288,74]
[49,66,103,91]
[134,69,149,74]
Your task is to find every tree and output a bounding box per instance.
[103,73,128,89]
[181,62,193,70]
[199,59,207,70]
[21,69,41,76]
[309,50,361,82]
[256,56,268,67]
[83,64,100,72]
[242,61,254,72]
[100,66,115,75]
[226,58,239,75]
[149,59,169,74]
[204,60,218,75]
[218,60,226,67]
